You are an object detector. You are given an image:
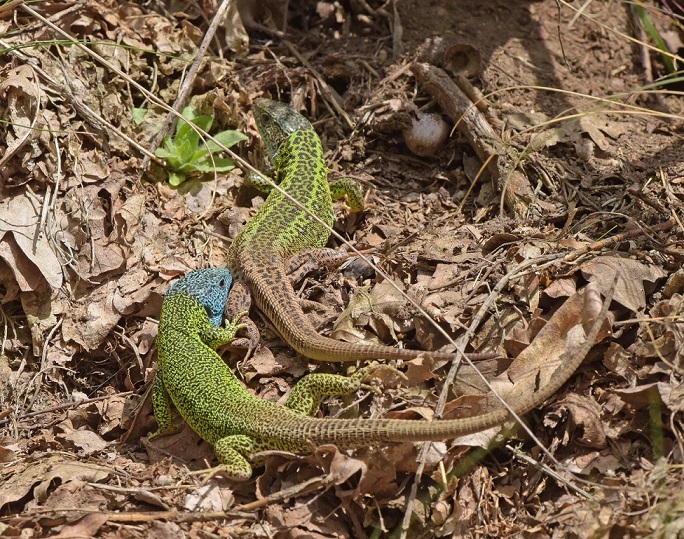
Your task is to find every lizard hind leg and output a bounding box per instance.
[149,374,182,440]
[194,434,257,482]
[285,248,351,284]
[284,364,400,417]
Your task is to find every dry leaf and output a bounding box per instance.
[580,255,667,312]
[0,195,64,290]
[51,513,109,539]
[0,455,110,509]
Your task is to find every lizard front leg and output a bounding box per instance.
[149,374,181,440]
[329,177,366,212]
[199,310,250,349]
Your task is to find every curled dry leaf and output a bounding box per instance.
[57,429,108,456]
[547,393,607,449]
[50,514,109,539]
[184,483,234,512]
[0,195,64,290]
[330,281,407,345]
[452,282,612,448]
[0,65,40,167]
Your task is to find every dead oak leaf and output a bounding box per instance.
[51,514,109,539]
[57,429,108,456]
[0,454,110,509]
[331,281,407,345]
[0,65,40,167]
[537,115,627,154]
[0,194,64,290]
[61,280,120,351]
[580,255,667,312]
[546,393,606,449]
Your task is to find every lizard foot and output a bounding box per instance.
[351,362,408,394]
[188,464,252,483]
[147,422,183,441]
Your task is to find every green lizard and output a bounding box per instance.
[151,269,610,480]
[226,99,491,363]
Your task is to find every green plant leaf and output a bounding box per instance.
[157,106,246,186]
[205,130,248,153]
[192,158,236,172]
[132,108,147,125]
[190,114,213,132]
[176,137,196,164]
[168,170,186,186]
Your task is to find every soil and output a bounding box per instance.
[1,0,683,537]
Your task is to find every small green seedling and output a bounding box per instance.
[154,107,247,186]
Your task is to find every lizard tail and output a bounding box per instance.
[266,283,612,446]
[246,263,493,362]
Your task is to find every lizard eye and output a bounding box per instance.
[219,278,226,288]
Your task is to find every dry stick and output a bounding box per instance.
[411,62,535,220]
[19,507,254,524]
[0,391,135,426]
[143,0,234,168]
[236,474,336,511]
[562,216,677,263]
[628,4,656,89]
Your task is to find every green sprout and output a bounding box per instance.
[154,107,247,186]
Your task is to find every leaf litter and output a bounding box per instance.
[0,0,683,537]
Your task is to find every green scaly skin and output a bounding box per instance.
[228,99,488,363]
[151,269,607,480]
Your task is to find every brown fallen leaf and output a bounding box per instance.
[0,194,64,290]
[451,282,612,448]
[0,455,110,509]
[580,255,667,312]
[330,281,407,345]
[51,513,109,539]
[547,393,606,449]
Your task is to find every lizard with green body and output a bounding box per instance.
[227,99,490,363]
[151,269,609,480]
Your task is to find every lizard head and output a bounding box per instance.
[253,99,314,163]
[166,268,233,326]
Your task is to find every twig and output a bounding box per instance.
[282,40,354,129]
[236,473,336,510]
[12,507,254,524]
